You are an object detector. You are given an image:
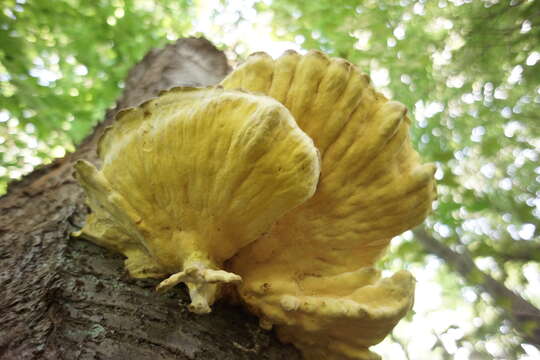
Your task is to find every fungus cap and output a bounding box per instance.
[74,87,320,314]
[221,50,436,359]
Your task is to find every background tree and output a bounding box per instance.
[1,0,539,359]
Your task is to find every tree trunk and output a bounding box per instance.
[0,37,300,360]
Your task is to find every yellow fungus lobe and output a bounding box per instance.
[75,87,320,314]
[222,50,436,359]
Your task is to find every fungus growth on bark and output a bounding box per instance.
[74,87,320,314]
[75,50,436,360]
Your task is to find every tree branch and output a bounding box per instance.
[413,226,540,348]
[390,333,411,360]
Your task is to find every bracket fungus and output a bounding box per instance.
[74,87,320,314]
[75,50,436,359]
[220,50,436,359]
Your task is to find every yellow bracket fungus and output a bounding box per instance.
[221,50,436,360]
[75,50,436,359]
[74,87,320,314]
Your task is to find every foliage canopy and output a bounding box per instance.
[0,0,193,192]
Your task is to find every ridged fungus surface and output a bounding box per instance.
[220,50,437,360]
[75,50,436,360]
[74,87,320,314]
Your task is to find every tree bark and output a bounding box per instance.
[0,37,300,360]
[413,226,540,348]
